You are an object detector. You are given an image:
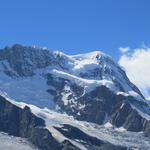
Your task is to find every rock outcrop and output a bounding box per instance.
[55,124,128,150]
[0,95,130,150]
[47,74,150,136]
[0,95,63,150]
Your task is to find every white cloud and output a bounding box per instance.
[119,47,130,53]
[119,48,150,99]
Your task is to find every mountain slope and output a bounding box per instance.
[0,44,145,106]
[0,94,130,150]
[0,44,150,149]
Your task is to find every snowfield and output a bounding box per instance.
[0,132,38,150]
[0,65,55,109]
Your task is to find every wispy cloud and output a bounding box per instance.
[119,47,150,99]
[119,47,130,53]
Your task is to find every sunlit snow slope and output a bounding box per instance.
[0,44,145,109]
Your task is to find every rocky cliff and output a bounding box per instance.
[0,44,150,149]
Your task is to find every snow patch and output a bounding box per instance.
[0,132,37,150]
[50,69,116,93]
[104,122,113,128]
[0,69,55,109]
[115,127,126,132]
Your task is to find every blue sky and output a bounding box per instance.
[0,0,150,59]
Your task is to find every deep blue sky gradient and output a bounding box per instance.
[0,0,150,59]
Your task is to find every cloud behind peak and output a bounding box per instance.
[119,48,150,99]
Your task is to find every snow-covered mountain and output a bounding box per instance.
[0,44,144,106]
[0,44,150,149]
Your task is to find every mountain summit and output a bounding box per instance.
[0,44,144,97]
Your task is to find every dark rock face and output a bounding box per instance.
[0,96,20,135]
[110,100,150,134]
[46,75,150,136]
[55,124,128,150]
[29,128,62,150]
[144,122,150,137]
[0,44,54,76]
[0,95,130,150]
[62,140,81,150]
[111,102,143,131]
[19,106,45,137]
[0,44,73,77]
[0,95,62,150]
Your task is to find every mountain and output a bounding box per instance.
[0,44,150,149]
[0,94,129,150]
[0,44,145,106]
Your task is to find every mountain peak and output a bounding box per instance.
[0,44,150,150]
[70,50,108,59]
[0,44,145,99]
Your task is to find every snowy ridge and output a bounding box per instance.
[70,51,113,72]
[0,45,146,108]
[51,50,145,99]
[0,95,150,150]
[50,69,116,93]
[50,69,144,100]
